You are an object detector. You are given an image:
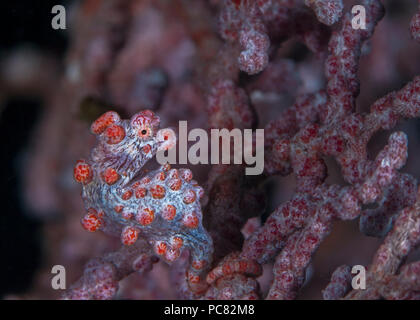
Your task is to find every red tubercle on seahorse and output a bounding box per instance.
[74,160,93,184]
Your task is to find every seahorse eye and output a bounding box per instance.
[138,126,151,138]
[130,110,160,138]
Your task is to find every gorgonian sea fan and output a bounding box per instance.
[58,0,420,300]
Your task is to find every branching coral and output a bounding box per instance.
[344,188,420,299]
[197,0,420,300]
[324,187,420,300]
[304,0,344,26]
[62,239,157,299]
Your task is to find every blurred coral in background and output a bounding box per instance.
[0,0,419,299]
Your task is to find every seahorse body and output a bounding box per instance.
[74,110,213,293]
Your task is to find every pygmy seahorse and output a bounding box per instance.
[73,110,213,293]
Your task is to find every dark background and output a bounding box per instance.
[0,1,68,296]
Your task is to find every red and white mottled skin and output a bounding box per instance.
[62,240,157,300]
[218,0,332,75]
[207,79,254,130]
[322,265,352,300]
[345,187,420,300]
[235,131,410,298]
[73,109,213,294]
[304,0,343,26]
[219,0,270,75]
[322,0,385,124]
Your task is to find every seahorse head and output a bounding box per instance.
[75,110,176,186]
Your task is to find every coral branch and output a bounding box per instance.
[345,187,420,299]
[304,0,343,25]
[62,240,156,300]
[219,0,270,74]
[322,0,384,123]
[322,265,352,300]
